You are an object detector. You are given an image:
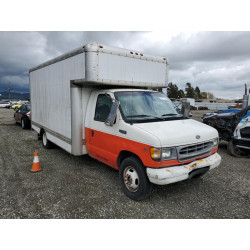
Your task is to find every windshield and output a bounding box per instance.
[115,91,182,123]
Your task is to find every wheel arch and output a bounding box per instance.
[117,150,144,169]
[37,127,45,140]
[39,127,45,135]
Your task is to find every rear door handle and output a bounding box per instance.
[91,130,94,137]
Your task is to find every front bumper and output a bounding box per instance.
[233,138,250,150]
[146,153,221,185]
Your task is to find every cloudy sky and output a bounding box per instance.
[0,31,249,99]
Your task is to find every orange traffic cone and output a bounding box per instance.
[30,151,42,172]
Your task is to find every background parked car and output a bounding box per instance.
[10,102,18,107]
[12,103,23,110]
[5,102,13,108]
[14,103,31,129]
[203,105,250,157]
[0,101,11,108]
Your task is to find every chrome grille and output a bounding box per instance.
[177,141,214,162]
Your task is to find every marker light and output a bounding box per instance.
[149,148,161,161]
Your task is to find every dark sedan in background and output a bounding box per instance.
[14,103,31,129]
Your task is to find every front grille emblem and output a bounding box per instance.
[196,135,200,139]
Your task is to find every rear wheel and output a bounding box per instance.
[21,118,28,129]
[119,156,153,201]
[42,130,53,149]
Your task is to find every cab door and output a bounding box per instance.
[87,92,120,169]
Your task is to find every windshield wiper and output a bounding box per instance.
[127,115,165,120]
[161,113,180,116]
[127,115,149,118]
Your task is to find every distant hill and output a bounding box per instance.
[0,91,30,100]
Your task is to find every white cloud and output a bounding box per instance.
[1,75,29,88]
[142,31,182,44]
[0,31,250,99]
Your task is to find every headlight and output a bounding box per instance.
[150,147,177,161]
[212,138,219,147]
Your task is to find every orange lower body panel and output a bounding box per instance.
[85,127,218,170]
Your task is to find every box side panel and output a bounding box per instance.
[30,53,85,144]
[97,52,168,87]
[47,133,72,153]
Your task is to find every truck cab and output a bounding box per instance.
[85,89,221,200]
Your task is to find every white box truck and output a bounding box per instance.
[30,42,221,200]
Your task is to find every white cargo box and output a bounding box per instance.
[30,42,169,87]
[29,42,169,155]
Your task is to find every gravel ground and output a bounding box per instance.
[0,108,249,219]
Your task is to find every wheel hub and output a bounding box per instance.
[43,133,47,146]
[123,166,139,192]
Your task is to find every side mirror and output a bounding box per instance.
[105,102,119,126]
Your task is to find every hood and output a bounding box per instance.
[134,119,218,147]
[215,113,236,118]
[203,113,235,123]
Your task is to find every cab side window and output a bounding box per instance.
[94,94,113,122]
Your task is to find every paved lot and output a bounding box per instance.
[0,108,249,218]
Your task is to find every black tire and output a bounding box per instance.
[119,156,153,201]
[42,130,53,149]
[227,140,245,158]
[21,118,28,129]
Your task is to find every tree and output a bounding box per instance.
[177,89,185,99]
[200,91,215,99]
[185,82,195,98]
[200,92,208,99]
[167,82,179,99]
[194,86,202,99]
[207,92,215,99]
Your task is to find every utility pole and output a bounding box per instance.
[8,82,11,101]
[242,83,248,109]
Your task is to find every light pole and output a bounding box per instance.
[8,82,11,101]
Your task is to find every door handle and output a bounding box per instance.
[91,130,94,137]
[119,129,127,134]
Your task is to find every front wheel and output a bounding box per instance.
[119,156,153,201]
[227,140,245,157]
